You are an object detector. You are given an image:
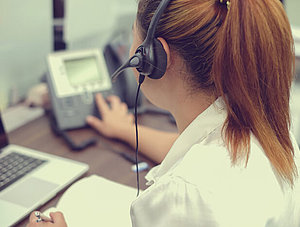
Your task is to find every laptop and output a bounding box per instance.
[0,112,89,226]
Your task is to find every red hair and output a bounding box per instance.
[137,0,297,185]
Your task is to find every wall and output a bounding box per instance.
[286,0,300,27]
[0,0,52,110]
[65,0,136,46]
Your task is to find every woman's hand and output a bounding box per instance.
[26,211,67,227]
[86,94,134,139]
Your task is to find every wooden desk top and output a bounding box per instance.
[9,112,177,227]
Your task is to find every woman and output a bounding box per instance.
[27,0,300,226]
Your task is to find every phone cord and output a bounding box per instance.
[135,74,145,197]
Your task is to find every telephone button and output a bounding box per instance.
[81,92,93,105]
[63,97,74,107]
[63,110,75,117]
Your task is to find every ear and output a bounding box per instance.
[157,37,171,69]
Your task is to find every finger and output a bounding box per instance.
[107,95,122,109]
[120,103,128,113]
[95,93,109,115]
[29,211,38,222]
[27,211,42,226]
[49,211,66,223]
[86,116,105,133]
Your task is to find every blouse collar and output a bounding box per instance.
[146,96,227,185]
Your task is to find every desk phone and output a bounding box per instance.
[47,49,113,130]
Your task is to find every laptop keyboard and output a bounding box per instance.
[0,152,47,192]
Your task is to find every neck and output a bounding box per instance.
[169,90,216,134]
[149,52,216,133]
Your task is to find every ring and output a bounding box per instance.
[36,218,42,223]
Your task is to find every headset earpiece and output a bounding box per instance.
[150,38,167,79]
[135,38,167,79]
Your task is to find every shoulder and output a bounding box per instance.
[131,172,218,227]
[172,143,235,187]
[173,135,284,190]
[170,140,285,224]
[131,136,289,227]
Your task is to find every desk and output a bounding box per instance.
[9,112,177,227]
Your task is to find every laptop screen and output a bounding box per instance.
[0,113,9,149]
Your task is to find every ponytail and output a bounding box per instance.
[137,0,297,186]
[212,0,297,185]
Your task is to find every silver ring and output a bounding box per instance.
[36,218,42,223]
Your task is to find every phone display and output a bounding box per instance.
[64,57,103,86]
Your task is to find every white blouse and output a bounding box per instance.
[130,98,300,227]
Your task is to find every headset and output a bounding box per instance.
[111,0,172,196]
[111,0,171,81]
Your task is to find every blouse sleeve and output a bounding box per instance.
[130,175,218,227]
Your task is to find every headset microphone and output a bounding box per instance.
[111,53,143,82]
